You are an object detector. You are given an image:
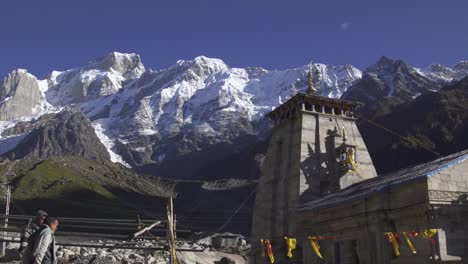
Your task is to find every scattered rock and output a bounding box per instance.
[0,248,21,262]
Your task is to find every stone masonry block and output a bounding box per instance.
[440,174,451,182]
[448,182,458,192]
[438,181,449,190]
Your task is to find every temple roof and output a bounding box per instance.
[299,149,468,212]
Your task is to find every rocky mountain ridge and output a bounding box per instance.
[0,53,363,177]
[358,76,468,173]
[3,108,110,161]
[0,53,467,178]
[342,56,463,106]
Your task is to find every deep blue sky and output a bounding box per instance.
[0,0,467,78]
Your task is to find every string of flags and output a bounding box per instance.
[384,229,438,257]
[260,229,439,262]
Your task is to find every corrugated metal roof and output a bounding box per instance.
[299,149,468,212]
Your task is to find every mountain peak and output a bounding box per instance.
[0,68,45,121]
[376,56,394,65]
[453,60,468,70]
[5,69,34,78]
[189,55,227,69]
[368,56,396,72]
[343,56,441,104]
[174,55,229,77]
[90,52,145,78]
[367,56,412,75]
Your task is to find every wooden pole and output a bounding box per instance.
[174,214,176,240]
[144,250,149,264]
[167,197,177,264]
[2,186,10,257]
[166,198,170,264]
[132,221,161,239]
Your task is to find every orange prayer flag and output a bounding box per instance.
[265,239,275,263]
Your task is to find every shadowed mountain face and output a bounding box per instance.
[2,108,110,161]
[342,56,442,108]
[338,57,468,174]
[357,77,468,174]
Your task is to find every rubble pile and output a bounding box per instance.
[0,233,250,264]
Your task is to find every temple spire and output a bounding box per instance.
[306,60,318,95]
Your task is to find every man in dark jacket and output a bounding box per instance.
[19,210,48,256]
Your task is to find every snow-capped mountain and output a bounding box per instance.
[421,61,468,83]
[46,52,145,105]
[342,56,468,106]
[0,52,466,178]
[0,52,362,173]
[0,69,53,121]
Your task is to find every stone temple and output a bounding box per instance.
[251,80,468,263]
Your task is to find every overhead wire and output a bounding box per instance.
[216,186,257,233]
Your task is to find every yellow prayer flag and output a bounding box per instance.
[308,237,323,259]
[384,232,400,257]
[402,232,417,254]
[260,239,265,256]
[284,237,297,258]
[423,229,438,246]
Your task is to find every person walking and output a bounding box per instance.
[31,217,59,264]
[19,210,48,258]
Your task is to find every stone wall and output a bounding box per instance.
[251,114,303,263]
[428,159,468,262]
[299,179,436,264]
[251,109,379,264]
[428,160,468,201]
[299,111,377,201]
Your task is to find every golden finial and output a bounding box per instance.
[306,60,318,95]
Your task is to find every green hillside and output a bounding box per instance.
[13,160,115,200]
[0,157,173,218]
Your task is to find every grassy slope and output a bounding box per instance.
[0,157,255,234]
[13,160,115,200]
[0,157,172,219]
